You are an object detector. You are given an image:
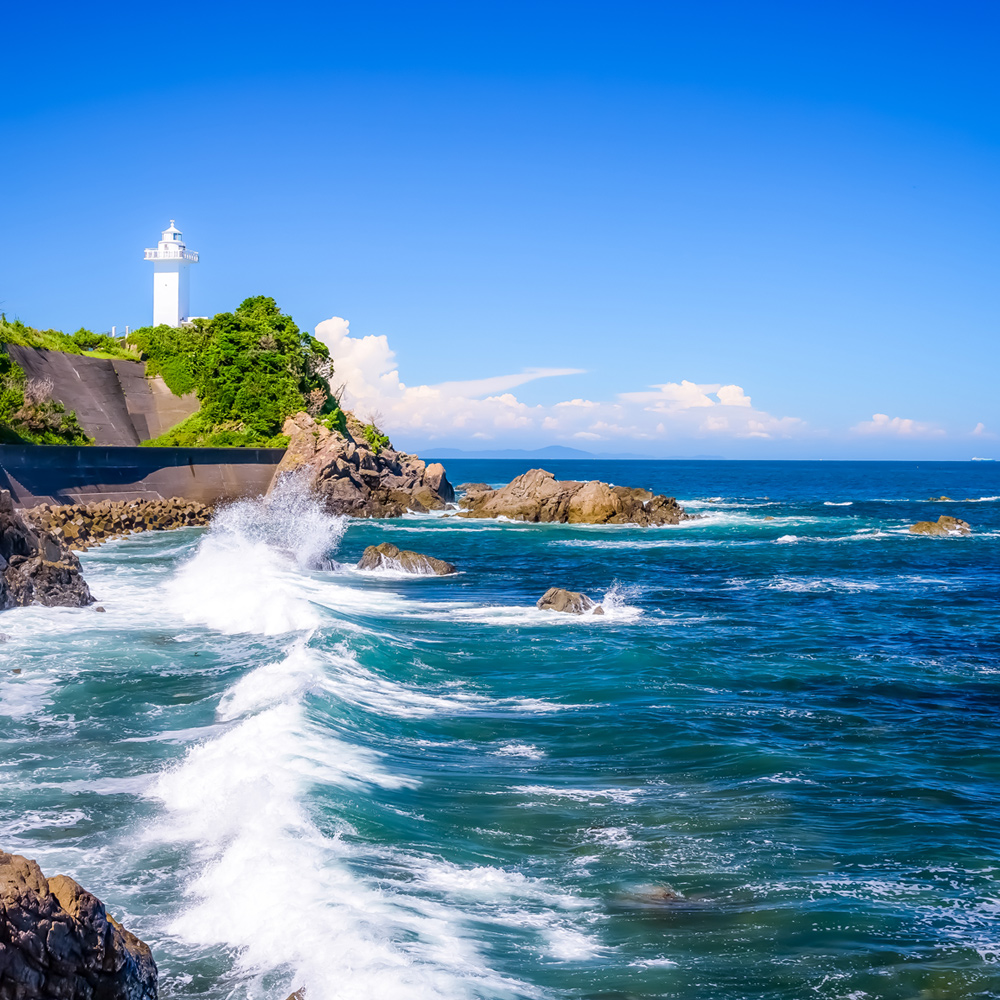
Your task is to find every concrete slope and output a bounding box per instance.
[6,347,198,444]
[8,346,141,445]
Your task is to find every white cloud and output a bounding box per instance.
[973,422,987,436]
[851,413,945,438]
[314,315,805,446]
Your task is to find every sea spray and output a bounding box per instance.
[167,480,347,634]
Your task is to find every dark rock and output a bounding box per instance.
[357,542,456,576]
[909,515,971,536]
[0,850,157,1000]
[536,586,603,615]
[0,491,93,610]
[94,606,106,613]
[459,469,688,526]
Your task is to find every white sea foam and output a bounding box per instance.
[775,534,800,543]
[145,645,522,1000]
[823,501,853,506]
[488,741,546,759]
[0,672,57,720]
[319,645,580,718]
[765,577,880,593]
[166,481,347,635]
[511,785,644,805]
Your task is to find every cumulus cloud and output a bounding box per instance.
[314,315,805,447]
[851,413,945,437]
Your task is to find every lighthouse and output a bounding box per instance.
[144,221,199,327]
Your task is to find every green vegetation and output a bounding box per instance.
[0,316,135,360]
[0,298,344,448]
[137,296,344,447]
[362,422,390,454]
[0,349,92,445]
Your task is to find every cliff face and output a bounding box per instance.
[0,851,156,1000]
[272,412,455,517]
[0,490,92,609]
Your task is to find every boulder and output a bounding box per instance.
[0,850,157,1000]
[536,587,604,615]
[909,515,971,536]
[459,469,688,526]
[0,491,93,609]
[270,413,455,518]
[357,542,457,575]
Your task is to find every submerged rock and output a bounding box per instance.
[271,412,454,518]
[536,586,604,615]
[0,850,157,1000]
[909,515,971,536]
[357,542,457,575]
[0,491,93,610]
[458,469,687,526]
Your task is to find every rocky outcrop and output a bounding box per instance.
[0,491,92,609]
[20,499,213,551]
[0,850,156,1000]
[536,587,604,615]
[357,542,456,575]
[459,469,688,526]
[271,412,455,518]
[909,515,971,536]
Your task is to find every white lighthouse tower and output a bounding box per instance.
[144,221,199,327]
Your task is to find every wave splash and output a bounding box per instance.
[167,480,347,634]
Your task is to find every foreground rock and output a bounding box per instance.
[459,469,688,526]
[909,515,971,536]
[272,412,454,517]
[358,542,456,575]
[21,498,213,551]
[0,491,92,609]
[537,587,604,615]
[0,850,156,1000]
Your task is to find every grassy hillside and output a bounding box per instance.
[133,296,345,447]
[0,299,345,448]
[0,316,136,361]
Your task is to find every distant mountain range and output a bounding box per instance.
[422,445,724,460]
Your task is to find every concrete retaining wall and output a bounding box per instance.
[6,346,199,445]
[0,445,285,507]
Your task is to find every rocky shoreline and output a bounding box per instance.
[272,412,455,516]
[0,850,156,1000]
[0,491,92,609]
[21,498,213,551]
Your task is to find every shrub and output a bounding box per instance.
[362,422,390,455]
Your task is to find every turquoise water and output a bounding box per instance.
[1,460,998,1000]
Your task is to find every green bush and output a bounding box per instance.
[362,422,390,454]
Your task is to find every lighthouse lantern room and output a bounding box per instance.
[144,221,199,327]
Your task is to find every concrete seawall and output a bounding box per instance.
[0,445,285,507]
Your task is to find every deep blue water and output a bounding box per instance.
[1,460,998,1000]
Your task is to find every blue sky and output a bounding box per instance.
[2,1,997,458]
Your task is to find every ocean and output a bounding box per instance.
[2,460,998,1000]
